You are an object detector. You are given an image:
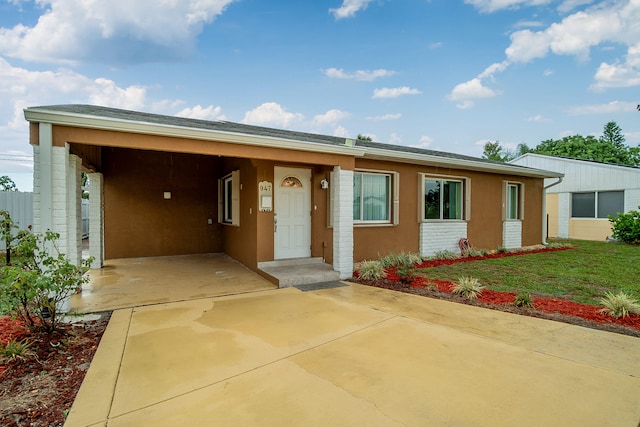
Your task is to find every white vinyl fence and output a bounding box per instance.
[0,192,90,249]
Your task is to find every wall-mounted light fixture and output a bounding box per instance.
[164,191,172,200]
[320,179,329,190]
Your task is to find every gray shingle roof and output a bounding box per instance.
[24,104,555,176]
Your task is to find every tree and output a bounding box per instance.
[530,121,638,166]
[602,121,625,148]
[482,141,507,161]
[357,134,372,141]
[0,175,17,191]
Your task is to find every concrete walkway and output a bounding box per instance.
[65,283,640,427]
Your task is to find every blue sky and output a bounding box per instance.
[1,0,639,191]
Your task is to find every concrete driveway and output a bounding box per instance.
[65,283,640,427]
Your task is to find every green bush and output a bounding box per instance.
[379,251,423,268]
[609,207,640,244]
[433,249,458,260]
[0,211,93,333]
[0,338,34,362]
[356,260,385,282]
[598,291,640,318]
[452,276,484,299]
[513,293,533,308]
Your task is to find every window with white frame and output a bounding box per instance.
[504,182,524,220]
[571,191,624,218]
[218,170,240,226]
[353,171,397,224]
[423,177,464,220]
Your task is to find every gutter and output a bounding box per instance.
[542,177,564,244]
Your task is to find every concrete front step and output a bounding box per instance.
[258,258,340,288]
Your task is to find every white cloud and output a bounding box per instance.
[241,102,304,128]
[591,42,640,90]
[558,0,594,14]
[175,105,226,121]
[544,69,554,76]
[313,109,350,125]
[465,0,551,13]
[527,114,550,122]
[323,68,395,81]
[329,0,373,19]
[0,0,236,64]
[411,135,434,149]
[333,126,350,138]
[567,100,638,115]
[428,42,443,49]
[367,113,402,121]
[0,56,151,173]
[388,133,402,145]
[506,2,639,64]
[448,78,499,109]
[372,86,421,99]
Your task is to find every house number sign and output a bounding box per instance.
[258,181,273,212]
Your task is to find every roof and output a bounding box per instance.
[24,104,562,179]
[510,153,640,171]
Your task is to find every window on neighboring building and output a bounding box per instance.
[218,170,240,226]
[353,171,392,223]
[423,178,463,220]
[571,191,624,218]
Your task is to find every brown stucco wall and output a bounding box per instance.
[103,147,222,259]
[353,159,545,261]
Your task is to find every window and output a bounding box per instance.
[423,178,463,220]
[218,170,240,226]
[503,182,524,221]
[353,171,391,222]
[571,191,624,218]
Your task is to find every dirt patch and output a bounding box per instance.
[0,313,110,426]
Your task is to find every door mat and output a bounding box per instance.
[294,281,349,292]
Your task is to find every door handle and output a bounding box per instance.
[274,213,277,233]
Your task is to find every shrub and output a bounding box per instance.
[432,249,458,260]
[598,291,640,318]
[0,338,34,362]
[463,247,488,257]
[513,293,533,308]
[356,260,385,282]
[452,276,484,299]
[0,212,93,333]
[395,265,414,284]
[609,207,640,244]
[379,251,423,268]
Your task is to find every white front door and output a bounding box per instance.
[274,167,311,259]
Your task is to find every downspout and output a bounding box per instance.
[542,177,563,245]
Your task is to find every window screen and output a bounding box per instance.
[571,193,595,218]
[597,191,624,218]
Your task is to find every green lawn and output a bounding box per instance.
[416,240,639,305]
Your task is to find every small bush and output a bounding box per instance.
[356,260,385,282]
[395,266,414,284]
[379,251,423,268]
[609,207,640,244]
[452,276,484,299]
[463,247,488,257]
[433,249,458,260]
[513,293,533,308]
[599,291,640,318]
[0,338,34,362]
[497,247,508,254]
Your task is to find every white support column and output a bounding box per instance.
[67,154,82,265]
[35,123,53,235]
[332,166,353,279]
[88,172,104,268]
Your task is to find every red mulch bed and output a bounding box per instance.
[354,247,640,338]
[0,313,110,426]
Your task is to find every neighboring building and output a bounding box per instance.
[24,105,560,282]
[510,153,640,241]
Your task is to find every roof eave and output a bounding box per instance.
[363,147,564,178]
[24,108,366,158]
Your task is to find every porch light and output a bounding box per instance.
[320,179,329,190]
